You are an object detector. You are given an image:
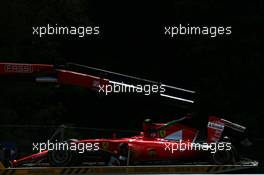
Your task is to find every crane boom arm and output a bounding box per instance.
[0,62,195,103]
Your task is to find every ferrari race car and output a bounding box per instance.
[10,115,252,167]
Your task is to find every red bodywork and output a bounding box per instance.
[10,116,227,167]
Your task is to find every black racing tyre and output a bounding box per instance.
[211,145,239,165]
[48,150,80,167]
[48,139,82,167]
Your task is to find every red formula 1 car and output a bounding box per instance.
[10,115,251,167]
[0,63,252,167]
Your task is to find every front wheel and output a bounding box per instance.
[48,150,80,167]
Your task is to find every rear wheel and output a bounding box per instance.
[211,145,238,164]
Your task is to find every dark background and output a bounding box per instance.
[0,1,263,162]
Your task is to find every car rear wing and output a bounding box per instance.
[207,116,247,143]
